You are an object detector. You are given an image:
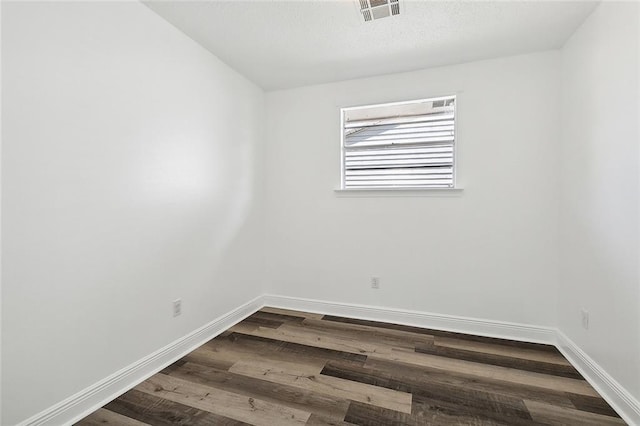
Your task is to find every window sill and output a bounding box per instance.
[334,187,464,197]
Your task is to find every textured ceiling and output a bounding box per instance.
[144,0,598,90]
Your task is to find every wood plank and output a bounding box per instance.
[362,357,577,409]
[304,413,356,425]
[415,342,582,379]
[434,336,572,366]
[411,393,536,426]
[233,322,401,358]
[77,311,622,425]
[345,400,510,426]
[185,345,260,370]
[378,347,598,396]
[229,358,412,414]
[260,307,325,320]
[104,389,248,425]
[252,310,306,323]
[298,318,434,349]
[235,322,598,396]
[322,315,559,353]
[179,348,236,371]
[75,408,151,426]
[343,402,416,426]
[567,393,621,418]
[201,339,328,373]
[524,400,627,425]
[321,359,411,390]
[320,360,534,423]
[165,361,350,420]
[412,395,534,426]
[242,315,284,329]
[228,322,260,334]
[302,317,435,342]
[135,373,310,426]
[222,332,367,364]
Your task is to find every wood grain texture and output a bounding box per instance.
[433,337,571,366]
[167,362,350,420]
[414,342,582,379]
[321,315,558,353]
[137,374,310,426]
[228,358,413,413]
[77,307,625,425]
[105,389,248,426]
[78,408,150,426]
[524,400,626,425]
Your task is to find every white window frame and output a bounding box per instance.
[339,96,459,192]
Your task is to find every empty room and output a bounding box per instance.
[1,0,639,425]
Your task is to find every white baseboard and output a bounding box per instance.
[264,294,639,425]
[556,331,640,426]
[18,296,264,426]
[262,294,556,345]
[16,293,639,426]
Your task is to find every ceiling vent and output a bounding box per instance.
[358,0,400,22]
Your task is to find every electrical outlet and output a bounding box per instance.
[581,309,589,330]
[371,277,380,289]
[173,299,182,317]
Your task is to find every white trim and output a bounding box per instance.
[17,296,264,426]
[339,95,458,191]
[334,187,464,197]
[263,294,638,425]
[555,331,640,426]
[16,294,640,426]
[262,294,555,345]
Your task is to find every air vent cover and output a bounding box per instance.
[358,0,400,22]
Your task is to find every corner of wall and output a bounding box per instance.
[556,332,640,425]
[17,296,264,426]
[556,2,640,424]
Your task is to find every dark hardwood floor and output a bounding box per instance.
[77,307,625,425]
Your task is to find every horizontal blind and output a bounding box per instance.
[342,97,455,189]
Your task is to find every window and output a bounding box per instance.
[340,96,456,190]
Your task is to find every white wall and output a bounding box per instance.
[1,2,264,424]
[3,1,637,423]
[264,52,561,327]
[559,1,640,402]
